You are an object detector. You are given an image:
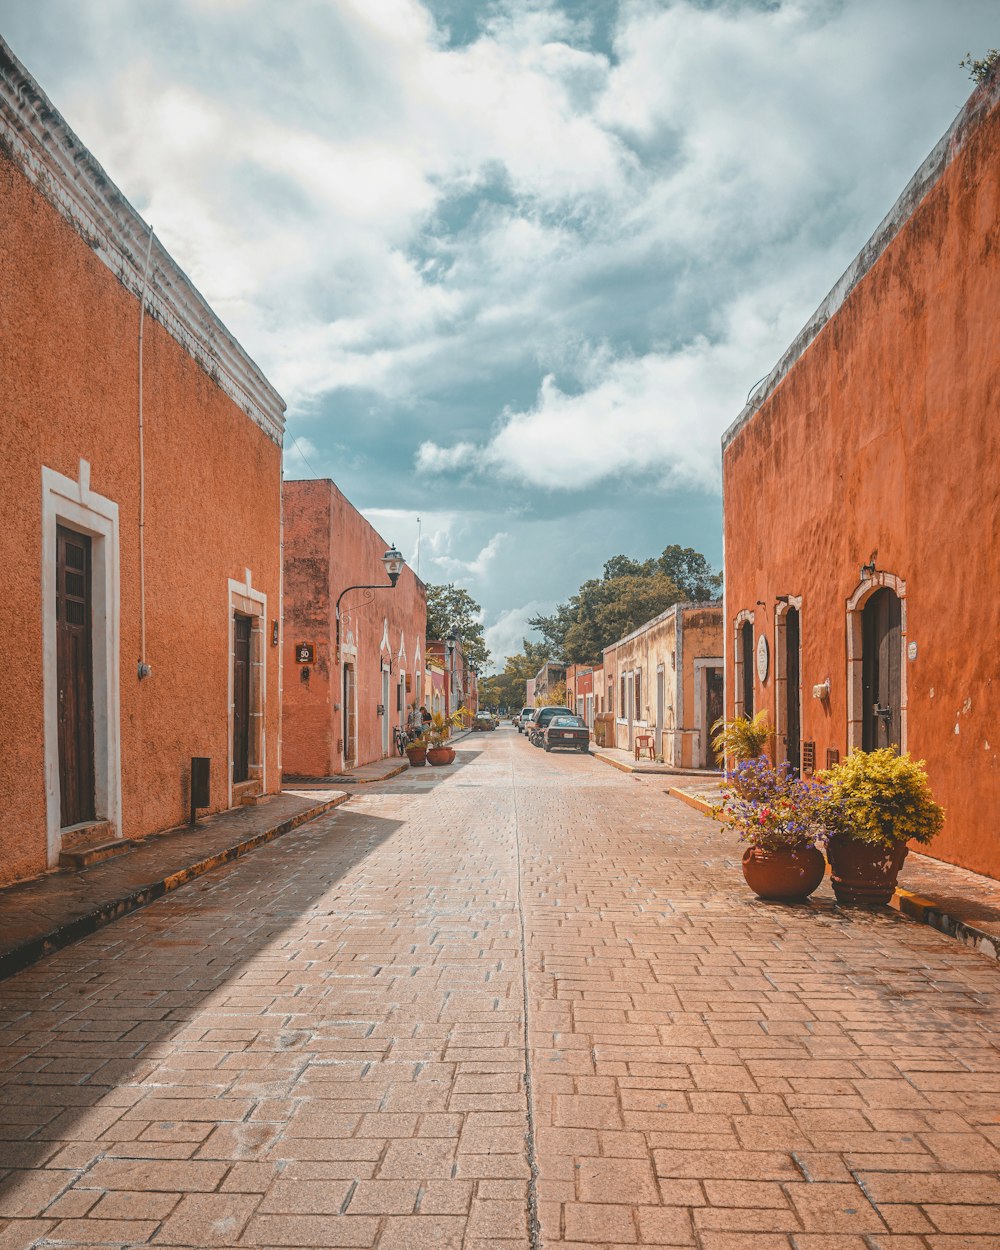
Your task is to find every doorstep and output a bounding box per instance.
[665,784,1000,961]
[0,789,348,982]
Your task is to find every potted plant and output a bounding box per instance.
[818,748,944,905]
[426,707,467,766]
[711,710,772,764]
[716,756,829,902]
[404,733,427,767]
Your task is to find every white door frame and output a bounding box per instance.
[42,462,122,865]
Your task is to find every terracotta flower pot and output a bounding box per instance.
[426,746,455,766]
[406,748,426,767]
[827,836,908,905]
[741,844,826,903]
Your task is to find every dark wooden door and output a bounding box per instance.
[706,667,725,766]
[740,620,754,716]
[784,608,801,775]
[232,614,251,783]
[862,589,902,751]
[57,525,96,827]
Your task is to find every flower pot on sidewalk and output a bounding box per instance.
[427,747,455,767]
[827,837,908,906]
[741,845,826,903]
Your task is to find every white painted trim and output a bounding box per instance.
[42,462,121,866]
[846,573,907,754]
[227,576,267,809]
[694,657,725,769]
[773,597,803,768]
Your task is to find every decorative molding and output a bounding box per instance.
[41,463,122,866]
[0,38,286,445]
[723,72,1000,453]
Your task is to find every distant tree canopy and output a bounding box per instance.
[479,639,548,710]
[529,544,722,665]
[425,583,490,673]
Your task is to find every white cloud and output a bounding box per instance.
[484,599,552,671]
[431,531,509,581]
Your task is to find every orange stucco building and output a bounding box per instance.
[723,71,1000,878]
[282,480,427,776]
[0,42,286,885]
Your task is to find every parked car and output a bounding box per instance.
[516,706,534,733]
[543,714,590,754]
[526,706,573,746]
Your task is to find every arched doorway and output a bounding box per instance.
[846,573,907,754]
[740,619,754,716]
[862,588,902,751]
[774,598,802,775]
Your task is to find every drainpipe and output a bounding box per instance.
[137,224,155,682]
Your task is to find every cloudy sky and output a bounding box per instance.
[3,0,993,666]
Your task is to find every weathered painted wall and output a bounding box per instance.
[603,605,723,765]
[723,80,1000,878]
[0,146,284,886]
[282,480,427,777]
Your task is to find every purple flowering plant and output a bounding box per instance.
[715,756,831,853]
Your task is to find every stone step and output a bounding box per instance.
[59,837,135,870]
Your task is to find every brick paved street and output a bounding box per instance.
[2,728,999,1249]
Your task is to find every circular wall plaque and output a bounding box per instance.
[756,634,770,684]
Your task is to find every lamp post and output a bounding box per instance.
[335,546,405,659]
[444,632,457,718]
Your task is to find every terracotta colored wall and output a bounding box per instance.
[723,92,1000,878]
[0,151,283,886]
[283,480,427,776]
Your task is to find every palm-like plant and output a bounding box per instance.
[426,706,469,747]
[711,710,771,763]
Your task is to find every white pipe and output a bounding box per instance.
[137,224,155,680]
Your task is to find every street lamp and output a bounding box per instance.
[335,545,405,658]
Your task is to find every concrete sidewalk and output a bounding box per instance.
[593,743,720,778]
[0,788,348,981]
[666,777,1000,961]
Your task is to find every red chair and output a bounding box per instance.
[634,734,655,761]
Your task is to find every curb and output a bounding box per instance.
[889,887,1000,961]
[664,788,1000,962]
[594,753,717,779]
[0,792,350,983]
[667,786,716,816]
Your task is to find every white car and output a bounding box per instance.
[516,706,534,733]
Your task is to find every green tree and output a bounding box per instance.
[529,543,721,663]
[657,544,723,601]
[425,582,491,673]
[479,639,548,710]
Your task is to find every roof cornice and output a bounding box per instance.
[0,38,286,444]
[722,70,1000,453]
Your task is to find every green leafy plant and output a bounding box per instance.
[960,49,1000,84]
[426,706,468,748]
[818,748,944,848]
[711,711,771,763]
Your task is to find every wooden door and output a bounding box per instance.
[784,608,801,775]
[740,620,754,715]
[57,526,96,827]
[862,589,902,750]
[343,664,357,766]
[232,614,251,783]
[706,666,724,766]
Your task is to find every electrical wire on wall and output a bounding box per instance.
[137,223,155,681]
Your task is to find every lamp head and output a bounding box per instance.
[383,545,405,587]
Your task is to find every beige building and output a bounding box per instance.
[603,603,723,767]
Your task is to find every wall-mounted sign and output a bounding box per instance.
[295,643,315,664]
[756,634,770,684]
[907,641,918,661]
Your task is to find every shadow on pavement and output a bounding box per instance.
[0,805,402,1198]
